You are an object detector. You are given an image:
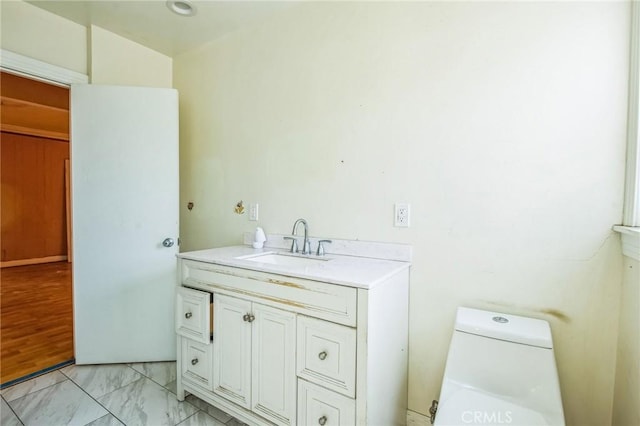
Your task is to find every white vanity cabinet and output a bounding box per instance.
[175,247,410,426]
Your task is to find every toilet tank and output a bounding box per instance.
[455,306,553,348]
[434,307,565,426]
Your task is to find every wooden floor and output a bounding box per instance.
[1,261,73,385]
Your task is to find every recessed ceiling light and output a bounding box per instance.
[166,0,197,17]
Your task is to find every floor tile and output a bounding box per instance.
[1,371,67,402]
[98,378,198,426]
[8,379,107,426]
[1,397,22,426]
[164,380,177,395]
[129,362,176,386]
[185,395,232,423]
[225,418,248,426]
[176,411,227,426]
[60,364,142,399]
[85,413,125,426]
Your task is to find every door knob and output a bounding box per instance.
[162,238,175,247]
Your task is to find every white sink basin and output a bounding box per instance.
[236,252,329,267]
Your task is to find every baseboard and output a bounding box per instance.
[407,409,431,426]
[1,255,67,268]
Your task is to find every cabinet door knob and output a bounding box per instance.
[191,358,198,365]
[185,312,192,319]
[318,351,327,361]
[243,314,250,322]
[318,415,327,425]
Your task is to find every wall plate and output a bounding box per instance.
[394,203,410,227]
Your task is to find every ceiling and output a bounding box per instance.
[26,0,295,57]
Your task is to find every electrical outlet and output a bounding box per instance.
[249,203,259,221]
[394,203,410,227]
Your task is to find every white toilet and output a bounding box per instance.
[434,307,565,426]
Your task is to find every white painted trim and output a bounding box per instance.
[624,3,640,226]
[407,409,431,426]
[0,49,88,86]
[616,4,640,260]
[613,226,640,261]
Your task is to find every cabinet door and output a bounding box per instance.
[251,303,296,426]
[213,293,252,409]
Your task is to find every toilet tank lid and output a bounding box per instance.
[455,307,553,349]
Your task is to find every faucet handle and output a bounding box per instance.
[283,236,298,253]
[316,239,332,256]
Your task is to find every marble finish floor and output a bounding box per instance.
[0,362,246,426]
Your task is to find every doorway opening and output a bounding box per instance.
[0,71,74,386]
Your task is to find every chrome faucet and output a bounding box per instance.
[285,218,311,255]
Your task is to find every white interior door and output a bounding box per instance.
[71,84,179,364]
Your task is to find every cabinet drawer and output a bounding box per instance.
[297,316,356,398]
[181,338,213,390]
[181,260,357,327]
[176,287,211,344]
[298,380,355,426]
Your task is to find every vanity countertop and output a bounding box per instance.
[177,245,411,289]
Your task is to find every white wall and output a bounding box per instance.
[0,1,171,88]
[175,2,629,425]
[0,0,87,74]
[612,256,639,426]
[89,25,172,88]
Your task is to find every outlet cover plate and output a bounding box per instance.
[249,203,259,221]
[394,203,410,227]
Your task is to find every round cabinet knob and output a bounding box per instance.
[318,351,327,361]
[185,312,192,319]
[191,358,198,365]
[162,238,175,247]
[248,314,255,323]
[243,314,250,322]
[318,415,327,425]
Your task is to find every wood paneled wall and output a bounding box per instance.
[0,72,70,266]
[1,133,69,262]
